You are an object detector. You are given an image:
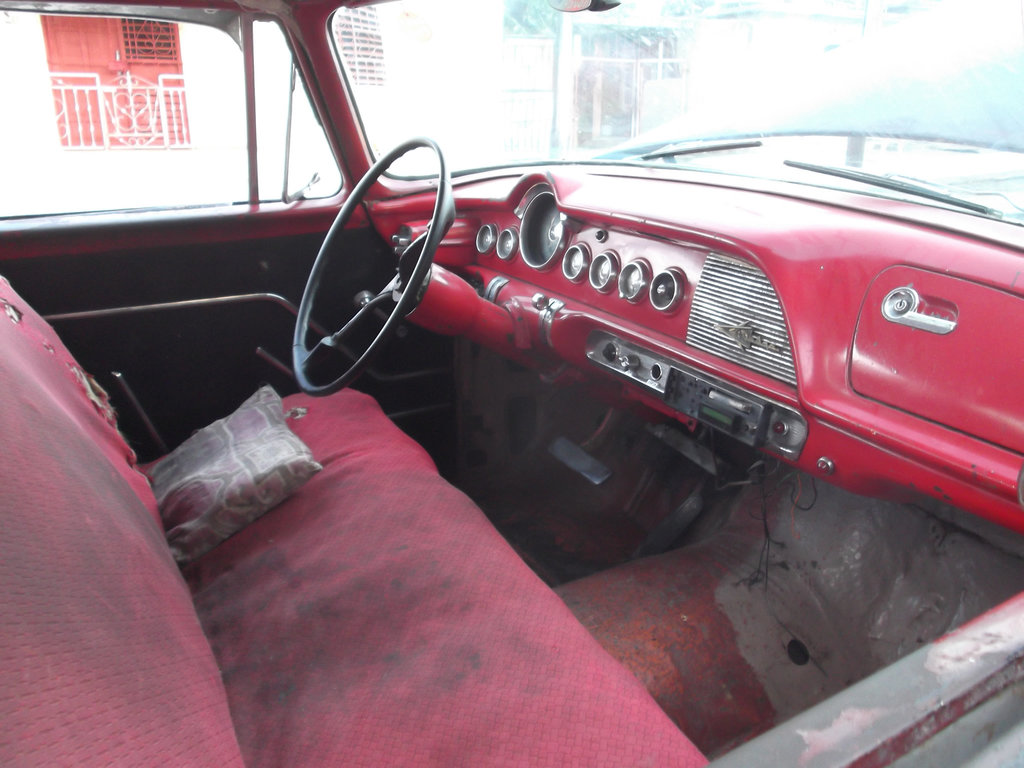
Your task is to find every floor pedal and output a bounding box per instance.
[633,482,704,558]
[547,436,612,485]
[647,423,718,476]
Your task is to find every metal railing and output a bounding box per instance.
[50,71,190,150]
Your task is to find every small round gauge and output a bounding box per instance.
[496,227,519,261]
[476,224,497,255]
[520,190,568,269]
[618,260,651,303]
[589,250,620,293]
[649,268,685,312]
[562,244,591,282]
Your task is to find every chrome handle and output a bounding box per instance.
[881,287,957,335]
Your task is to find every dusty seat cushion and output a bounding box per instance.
[0,276,243,767]
[185,389,707,768]
[151,384,322,564]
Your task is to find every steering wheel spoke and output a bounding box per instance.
[292,138,453,396]
[331,290,395,343]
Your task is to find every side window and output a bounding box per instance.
[254,20,341,203]
[0,11,339,218]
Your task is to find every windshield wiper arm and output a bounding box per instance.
[640,139,763,162]
[783,160,999,216]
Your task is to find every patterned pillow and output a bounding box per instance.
[150,385,322,564]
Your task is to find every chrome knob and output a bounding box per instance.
[617,353,641,372]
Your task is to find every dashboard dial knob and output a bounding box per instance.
[589,251,620,293]
[562,244,591,282]
[618,260,651,303]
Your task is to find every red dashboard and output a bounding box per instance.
[370,167,1024,533]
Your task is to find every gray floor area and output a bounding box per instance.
[714,478,1024,723]
[552,473,1024,755]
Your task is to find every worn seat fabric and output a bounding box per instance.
[0,273,705,767]
[185,389,708,767]
[0,276,244,767]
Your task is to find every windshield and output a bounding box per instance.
[333,0,1024,222]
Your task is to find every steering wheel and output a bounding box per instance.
[293,138,454,396]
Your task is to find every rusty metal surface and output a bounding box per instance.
[557,527,778,756]
[556,475,1024,758]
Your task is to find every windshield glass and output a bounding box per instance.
[333,0,1024,222]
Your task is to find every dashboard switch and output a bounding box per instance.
[618,353,641,372]
[585,330,808,460]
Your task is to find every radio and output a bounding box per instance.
[585,331,807,459]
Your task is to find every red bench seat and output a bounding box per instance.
[0,275,706,767]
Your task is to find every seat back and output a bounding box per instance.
[0,276,244,767]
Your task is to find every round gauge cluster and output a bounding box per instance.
[618,260,651,303]
[496,228,519,261]
[475,224,497,255]
[589,251,619,293]
[474,222,519,261]
[476,210,685,312]
[520,190,567,269]
[562,244,590,282]
[559,245,685,311]
[649,268,685,312]
[474,187,567,269]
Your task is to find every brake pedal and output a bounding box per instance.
[548,436,612,485]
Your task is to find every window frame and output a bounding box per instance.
[0,5,348,221]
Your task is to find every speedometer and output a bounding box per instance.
[520,189,567,269]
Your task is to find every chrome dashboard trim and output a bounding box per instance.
[649,268,685,313]
[589,250,620,293]
[485,276,509,303]
[586,330,807,459]
[562,243,590,283]
[618,260,651,303]
[538,297,565,347]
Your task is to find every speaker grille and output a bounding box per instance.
[686,253,796,385]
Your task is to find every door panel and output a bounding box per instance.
[0,213,455,469]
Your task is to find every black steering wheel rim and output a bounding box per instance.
[292,138,453,396]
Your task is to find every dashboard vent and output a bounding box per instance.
[686,253,797,386]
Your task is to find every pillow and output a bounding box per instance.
[150,385,322,564]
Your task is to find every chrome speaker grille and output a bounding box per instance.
[685,253,797,385]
